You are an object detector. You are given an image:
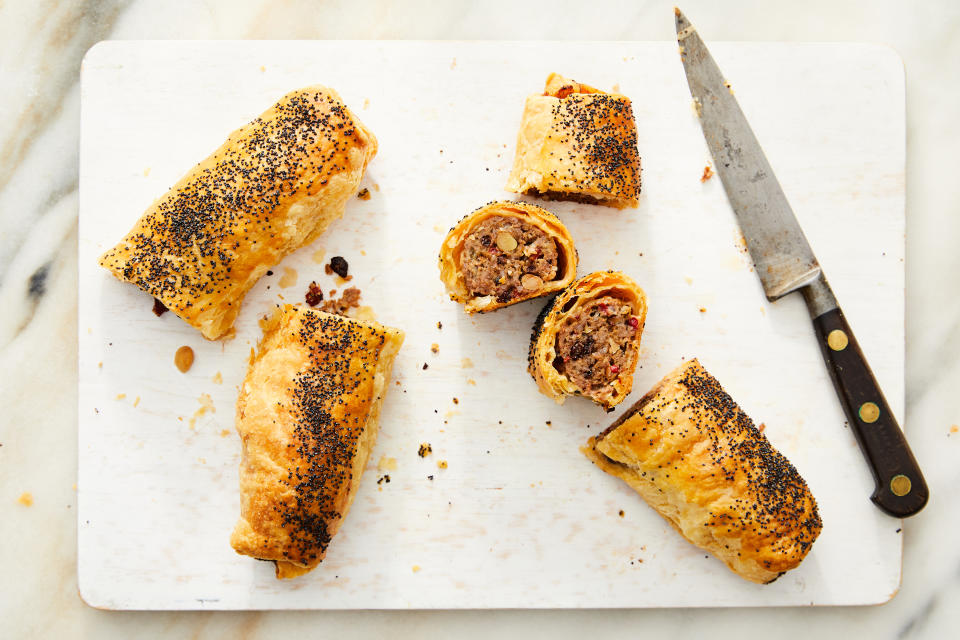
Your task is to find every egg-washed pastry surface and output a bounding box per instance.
[583,359,822,584]
[529,271,647,409]
[439,201,577,313]
[230,305,404,579]
[506,73,641,209]
[99,86,377,340]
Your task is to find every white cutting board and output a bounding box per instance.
[77,41,905,609]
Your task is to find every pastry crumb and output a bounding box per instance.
[701,165,714,182]
[17,492,33,507]
[412,565,421,573]
[422,363,429,370]
[305,281,324,306]
[452,397,459,405]
[212,371,222,384]
[377,456,398,472]
[618,510,625,517]
[418,443,433,457]
[950,424,958,434]
[189,393,215,430]
[430,343,439,354]
[357,188,371,200]
[467,378,476,386]
[437,321,443,330]
[133,396,141,408]
[461,357,474,369]
[376,474,391,485]
[319,287,361,316]
[115,393,126,400]
[699,307,707,313]
[437,460,448,469]
[363,98,370,110]
[758,423,766,433]
[278,266,298,288]
[220,429,231,437]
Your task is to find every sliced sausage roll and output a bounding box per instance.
[582,359,822,584]
[506,73,641,209]
[439,201,577,313]
[528,271,647,409]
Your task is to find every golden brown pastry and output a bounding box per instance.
[506,73,641,208]
[99,86,377,340]
[230,305,404,579]
[582,359,822,584]
[528,271,647,409]
[439,201,578,313]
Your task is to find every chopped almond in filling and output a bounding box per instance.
[460,216,559,303]
[554,295,639,395]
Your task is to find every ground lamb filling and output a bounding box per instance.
[460,216,559,303]
[553,295,639,395]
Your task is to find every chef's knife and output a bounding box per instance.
[675,8,928,517]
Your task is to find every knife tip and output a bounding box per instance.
[674,7,690,34]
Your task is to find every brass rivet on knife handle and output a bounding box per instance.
[827,329,848,351]
[859,402,880,424]
[890,474,912,497]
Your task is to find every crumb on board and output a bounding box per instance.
[452,397,459,405]
[422,363,429,370]
[699,307,707,313]
[278,266,298,288]
[18,492,33,507]
[758,422,766,433]
[115,393,126,400]
[412,565,421,573]
[357,188,371,200]
[437,321,443,330]
[431,343,439,354]
[212,371,222,384]
[461,357,474,369]
[175,345,194,373]
[467,378,476,386]
[418,443,433,457]
[363,98,370,110]
[437,460,448,469]
[319,287,361,316]
[305,281,324,306]
[133,396,141,408]
[950,424,958,434]
[220,429,231,438]
[618,510,625,517]
[701,165,714,182]
[377,456,398,472]
[376,474,391,485]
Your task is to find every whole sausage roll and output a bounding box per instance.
[439,201,578,313]
[230,305,404,579]
[582,359,823,584]
[528,271,647,409]
[99,86,377,340]
[506,73,641,209]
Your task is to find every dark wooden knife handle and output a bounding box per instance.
[811,307,928,517]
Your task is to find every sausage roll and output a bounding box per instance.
[506,73,641,209]
[99,86,377,340]
[528,271,647,409]
[230,305,404,579]
[439,201,578,313]
[582,359,822,584]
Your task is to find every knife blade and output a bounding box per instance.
[675,8,928,517]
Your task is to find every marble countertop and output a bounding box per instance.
[1,0,957,637]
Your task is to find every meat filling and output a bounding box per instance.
[554,295,639,395]
[460,216,559,303]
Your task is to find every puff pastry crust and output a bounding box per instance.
[99,86,377,340]
[506,73,641,209]
[528,271,647,409]
[582,359,822,584]
[230,305,404,579]
[439,201,578,313]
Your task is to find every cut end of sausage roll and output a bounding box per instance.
[582,359,823,584]
[528,271,647,409]
[506,73,641,209]
[98,86,378,340]
[439,201,578,313]
[229,305,404,579]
